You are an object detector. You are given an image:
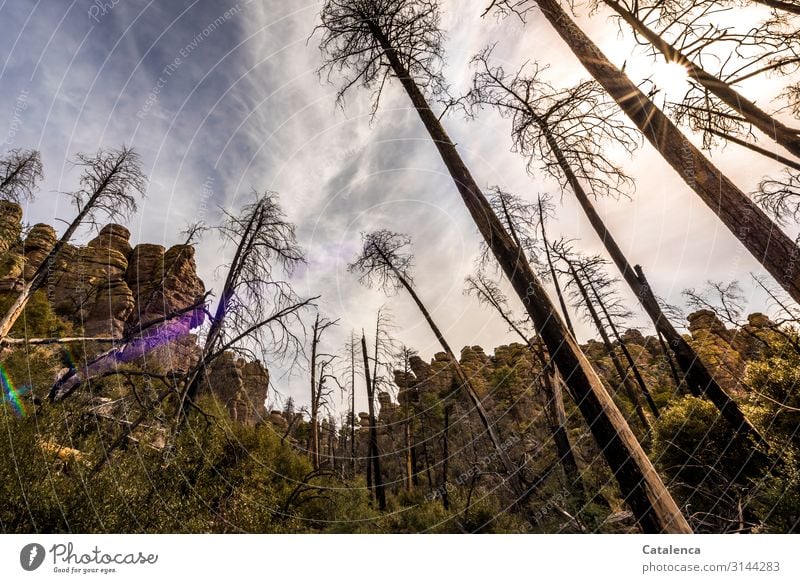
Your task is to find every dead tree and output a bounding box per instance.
[176,192,311,423]
[0,149,43,202]
[578,259,660,418]
[554,245,652,431]
[309,313,339,468]
[468,49,764,445]
[486,188,576,337]
[600,0,800,158]
[350,229,530,500]
[395,344,419,492]
[485,0,800,308]
[361,331,386,510]
[348,331,358,477]
[465,272,584,496]
[318,0,690,532]
[685,279,800,356]
[0,146,144,344]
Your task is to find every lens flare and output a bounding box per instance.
[651,60,690,99]
[0,363,29,417]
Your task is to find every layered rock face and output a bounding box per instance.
[0,203,269,426]
[199,352,269,426]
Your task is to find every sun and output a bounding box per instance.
[651,60,691,99]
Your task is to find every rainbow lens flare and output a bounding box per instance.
[0,363,30,417]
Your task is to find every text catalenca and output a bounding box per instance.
[642,545,701,555]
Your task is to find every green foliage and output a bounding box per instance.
[0,289,72,338]
[0,397,371,533]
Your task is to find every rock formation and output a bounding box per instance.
[0,202,269,426]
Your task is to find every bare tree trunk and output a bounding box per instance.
[657,329,684,391]
[441,402,451,510]
[309,314,320,469]
[370,21,690,533]
[351,332,357,478]
[387,265,527,499]
[581,267,660,418]
[706,129,800,172]
[539,199,576,337]
[0,188,99,343]
[533,0,800,308]
[752,0,800,16]
[361,333,386,510]
[564,259,652,431]
[536,109,763,444]
[605,0,800,158]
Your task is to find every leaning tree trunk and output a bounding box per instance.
[0,187,101,343]
[564,259,652,431]
[471,276,585,496]
[538,199,576,337]
[384,260,528,499]
[581,267,660,418]
[538,109,764,445]
[605,0,800,158]
[309,315,321,470]
[533,0,800,307]
[538,359,584,496]
[752,0,800,16]
[370,22,690,533]
[361,333,386,510]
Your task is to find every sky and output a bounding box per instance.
[1,0,798,415]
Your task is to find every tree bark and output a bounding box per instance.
[581,266,660,418]
[309,314,320,469]
[386,262,528,499]
[565,259,652,431]
[370,22,690,533]
[605,0,800,158]
[361,333,386,510]
[533,0,800,308]
[0,185,102,343]
[752,0,800,16]
[528,65,765,445]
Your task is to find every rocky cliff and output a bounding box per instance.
[0,203,268,426]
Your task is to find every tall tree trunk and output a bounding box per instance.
[370,22,690,533]
[470,277,584,496]
[309,315,320,469]
[351,333,357,478]
[0,187,101,343]
[604,0,800,158]
[385,262,527,499]
[581,267,660,418]
[657,329,684,391]
[565,259,652,431]
[706,129,800,172]
[441,402,451,510]
[752,0,800,15]
[538,199,576,337]
[361,333,386,510]
[533,0,800,308]
[536,106,764,444]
